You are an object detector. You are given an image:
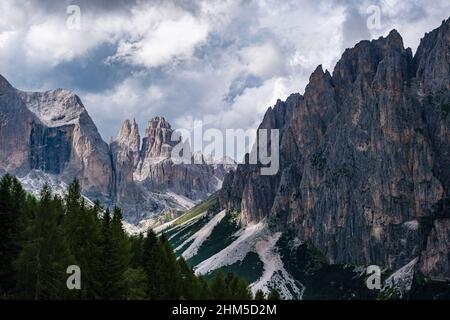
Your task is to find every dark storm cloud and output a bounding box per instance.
[1,0,449,143]
[33,0,201,15]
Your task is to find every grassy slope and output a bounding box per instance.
[173,193,219,226]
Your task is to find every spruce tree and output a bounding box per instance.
[226,272,252,300]
[0,175,25,297]
[254,289,265,300]
[129,234,145,268]
[195,275,211,299]
[209,271,230,300]
[122,267,147,299]
[98,208,115,299]
[178,256,197,299]
[142,229,165,299]
[159,233,181,299]
[63,179,102,299]
[267,288,281,300]
[15,184,72,299]
[110,206,131,298]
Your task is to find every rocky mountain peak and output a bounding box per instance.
[117,118,140,152]
[219,20,450,281]
[146,116,171,131]
[140,116,177,160]
[380,28,404,51]
[0,78,113,198]
[414,17,450,93]
[305,65,333,96]
[0,76,237,224]
[310,64,326,79]
[0,74,13,92]
[18,89,88,127]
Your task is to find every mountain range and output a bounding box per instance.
[164,18,450,298]
[1,17,450,298]
[0,76,231,223]
[218,18,450,283]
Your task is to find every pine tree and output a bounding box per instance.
[178,256,197,299]
[15,184,72,299]
[98,208,113,298]
[159,233,181,299]
[122,267,147,299]
[97,208,129,299]
[63,179,102,299]
[254,289,265,300]
[142,229,165,299]
[110,206,131,297]
[226,272,252,300]
[267,288,281,300]
[195,275,211,299]
[129,234,144,268]
[209,271,230,300]
[0,175,26,297]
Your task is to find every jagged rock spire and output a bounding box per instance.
[116,118,140,152]
[141,116,176,159]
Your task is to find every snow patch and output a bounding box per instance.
[19,170,69,197]
[153,219,177,234]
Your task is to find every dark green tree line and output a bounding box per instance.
[0,175,269,300]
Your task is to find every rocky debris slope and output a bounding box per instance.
[219,19,450,280]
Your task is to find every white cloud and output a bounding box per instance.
[111,10,209,68]
[24,18,104,66]
[0,31,15,48]
[1,0,449,155]
[1,1,211,69]
[82,77,165,139]
[239,43,284,77]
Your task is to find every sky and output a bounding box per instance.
[0,0,449,156]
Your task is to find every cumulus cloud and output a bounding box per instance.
[110,5,209,68]
[0,0,449,159]
[238,43,284,78]
[82,76,165,139]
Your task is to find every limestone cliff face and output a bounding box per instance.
[0,77,227,221]
[110,116,228,220]
[110,119,141,207]
[0,75,34,175]
[0,77,113,201]
[219,19,450,280]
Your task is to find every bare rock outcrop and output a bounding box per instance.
[0,77,228,221]
[0,77,113,202]
[219,18,450,280]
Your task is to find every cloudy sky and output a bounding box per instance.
[0,0,449,147]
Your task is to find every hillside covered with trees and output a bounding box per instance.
[0,174,273,300]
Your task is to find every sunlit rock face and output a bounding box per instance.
[110,116,230,222]
[0,77,230,222]
[220,19,450,280]
[0,78,113,202]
